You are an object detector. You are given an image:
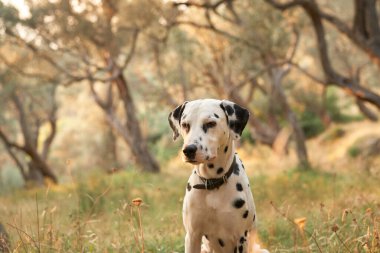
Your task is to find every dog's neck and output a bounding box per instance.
[195,137,235,179]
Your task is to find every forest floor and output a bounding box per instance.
[0,121,380,252]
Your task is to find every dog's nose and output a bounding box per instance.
[183,144,197,159]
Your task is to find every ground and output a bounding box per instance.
[0,121,379,252]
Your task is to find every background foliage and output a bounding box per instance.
[0,0,380,252]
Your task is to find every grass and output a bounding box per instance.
[0,166,379,252]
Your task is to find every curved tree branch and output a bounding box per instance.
[0,128,27,180]
[265,0,380,112]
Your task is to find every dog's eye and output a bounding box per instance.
[204,122,216,129]
[181,123,190,133]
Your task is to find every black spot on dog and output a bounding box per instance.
[229,120,245,136]
[253,214,256,222]
[173,102,187,121]
[208,163,214,169]
[243,210,249,218]
[240,236,245,244]
[233,198,245,209]
[234,104,247,120]
[205,147,208,152]
[218,238,224,247]
[225,105,234,116]
[236,183,243,191]
[200,145,203,150]
[172,108,180,120]
[202,124,208,134]
[239,245,243,253]
[232,159,240,175]
[248,184,250,187]
[244,230,248,237]
[219,103,229,124]
[217,168,224,174]
[214,113,219,118]
[206,155,209,160]
[199,137,202,141]
[234,247,237,253]
[187,183,191,191]
[168,120,176,134]
[224,146,228,153]
[227,104,249,136]
[242,163,245,169]
[205,234,208,240]
[202,121,217,134]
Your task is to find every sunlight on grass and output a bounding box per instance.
[0,168,379,252]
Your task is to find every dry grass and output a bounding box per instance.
[0,122,379,252]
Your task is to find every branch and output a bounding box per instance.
[356,100,378,121]
[265,0,380,110]
[173,20,260,50]
[41,86,58,160]
[0,129,27,180]
[264,0,308,10]
[11,92,33,148]
[0,128,28,180]
[5,29,86,82]
[289,62,326,85]
[89,80,114,111]
[265,0,380,67]
[121,29,140,71]
[174,0,240,24]
[286,26,301,62]
[173,0,229,10]
[0,53,56,82]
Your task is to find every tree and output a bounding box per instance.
[171,0,310,167]
[0,19,60,184]
[0,0,179,173]
[0,82,58,185]
[264,0,380,119]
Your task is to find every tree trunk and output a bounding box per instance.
[269,65,310,168]
[0,127,58,184]
[26,147,58,183]
[27,161,44,186]
[265,0,380,110]
[113,74,160,173]
[103,124,120,173]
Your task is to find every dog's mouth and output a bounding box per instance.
[185,159,201,165]
[184,156,216,164]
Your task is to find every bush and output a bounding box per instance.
[347,146,361,158]
[299,110,325,138]
[325,87,363,123]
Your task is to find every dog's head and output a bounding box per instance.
[168,99,249,164]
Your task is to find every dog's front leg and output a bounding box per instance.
[185,232,202,253]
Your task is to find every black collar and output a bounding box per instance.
[193,155,236,190]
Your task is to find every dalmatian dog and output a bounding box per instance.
[169,99,268,253]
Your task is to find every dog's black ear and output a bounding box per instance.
[168,101,188,141]
[220,100,250,140]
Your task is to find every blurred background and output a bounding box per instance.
[0,0,379,252]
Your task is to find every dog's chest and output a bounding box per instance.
[183,162,255,237]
